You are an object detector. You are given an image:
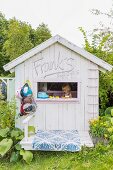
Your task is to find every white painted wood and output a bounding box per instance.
[79,131,94,147]
[79,56,88,131]
[33,82,37,100]
[74,101,81,130]
[79,60,99,131]
[22,114,35,141]
[23,114,35,124]
[15,63,25,130]
[65,103,76,130]
[13,43,98,132]
[7,38,109,133]
[45,104,59,130]
[62,103,69,130]
[58,104,63,130]
[36,103,78,131]
[31,44,100,132]
[24,123,28,141]
[8,79,15,101]
[35,104,46,130]
[36,98,79,102]
[32,43,80,82]
[0,77,15,102]
[87,61,99,122]
[4,35,113,72]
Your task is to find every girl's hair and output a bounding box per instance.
[62,83,71,91]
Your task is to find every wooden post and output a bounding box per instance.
[24,122,28,142]
[23,114,35,141]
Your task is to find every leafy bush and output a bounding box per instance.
[0,100,16,129]
[20,150,33,164]
[0,126,33,163]
[79,28,113,114]
[0,127,23,158]
[105,107,113,116]
[89,116,113,144]
[0,101,34,163]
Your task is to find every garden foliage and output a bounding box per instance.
[79,27,113,114]
[0,101,33,163]
[89,115,113,144]
[0,100,16,129]
[0,12,52,76]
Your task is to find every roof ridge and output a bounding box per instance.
[3,34,113,72]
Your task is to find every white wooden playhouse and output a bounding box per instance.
[4,35,113,151]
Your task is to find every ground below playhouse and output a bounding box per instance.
[1,144,113,170]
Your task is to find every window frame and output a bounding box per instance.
[36,81,80,102]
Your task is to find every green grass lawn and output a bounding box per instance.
[1,144,113,170]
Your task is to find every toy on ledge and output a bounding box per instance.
[37,92,49,99]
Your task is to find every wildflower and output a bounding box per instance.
[107,128,113,133]
[104,134,108,138]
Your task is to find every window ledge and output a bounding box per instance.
[36,98,79,103]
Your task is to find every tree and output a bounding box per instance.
[90,8,113,53]
[3,20,52,61]
[3,18,33,61]
[0,12,52,76]
[80,6,113,114]
[34,23,52,46]
[0,12,9,75]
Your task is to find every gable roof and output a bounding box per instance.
[3,34,113,72]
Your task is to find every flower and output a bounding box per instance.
[107,127,113,133]
[104,134,108,138]
[89,118,99,125]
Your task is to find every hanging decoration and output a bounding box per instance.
[16,83,37,116]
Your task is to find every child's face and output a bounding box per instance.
[62,85,71,94]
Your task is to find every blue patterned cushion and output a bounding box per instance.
[32,130,81,152]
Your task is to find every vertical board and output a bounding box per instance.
[45,104,59,130]
[24,57,34,94]
[61,103,69,130]
[79,56,88,131]
[58,103,63,130]
[35,103,46,130]
[9,79,15,101]
[15,63,25,130]
[86,61,99,130]
[65,103,76,130]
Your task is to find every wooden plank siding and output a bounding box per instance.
[15,63,25,130]
[85,61,99,130]
[15,42,99,131]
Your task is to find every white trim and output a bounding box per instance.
[3,35,113,72]
[0,78,7,85]
[58,36,113,72]
[0,77,14,80]
[23,114,35,124]
[23,114,35,142]
[36,98,79,103]
[36,82,80,102]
